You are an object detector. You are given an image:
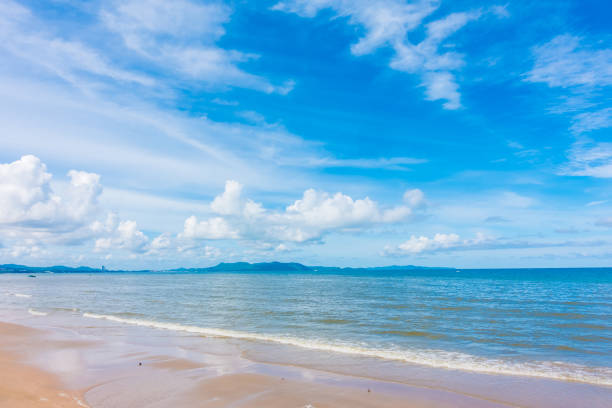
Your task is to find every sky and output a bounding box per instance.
[0,0,611,269]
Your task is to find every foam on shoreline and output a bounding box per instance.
[82,312,612,386]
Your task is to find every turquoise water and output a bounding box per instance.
[1,268,611,385]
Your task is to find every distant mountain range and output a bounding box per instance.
[0,262,453,274]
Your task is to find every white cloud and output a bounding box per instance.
[101,0,291,93]
[102,0,230,41]
[94,217,149,253]
[0,155,101,228]
[149,233,172,251]
[296,156,427,170]
[0,0,290,94]
[526,35,612,177]
[210,180,264,217]
[273,0,438,54]
[181,180,423,244]
[181,215,240,240]
[562,141,612,178]
[210,180,244,215]
[274,1,500,109]
[204,245,222,258]
[394,232,461,254]
[403,188,425,208]
[0,0,153,89]
[384,232,605,255]
[420,71,461,109]
[526,35,612,88]
[7,239,47,259]
[570,108,612,135]
[0,155,156,257]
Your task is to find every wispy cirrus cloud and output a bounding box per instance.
[273,0,506,109]
[525,35,612,89]
[101,0,294,94]
[0,0,154,91]
[525,34,612,178]
[383,232,606,255]
[560,141,612,178]
[0,0,292,95]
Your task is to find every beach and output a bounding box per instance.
[0,317,515,408]
[1,269,611,407]
[0,322,86,407]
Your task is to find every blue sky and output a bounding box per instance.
[0,0,611,268]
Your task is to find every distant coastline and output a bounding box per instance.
[0,261,455,274]
[3,262,612,275]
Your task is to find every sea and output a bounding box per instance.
[1,267,611,387]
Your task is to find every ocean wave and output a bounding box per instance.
[82,312,612,386]
[13,293,32,298]
[28,308,47,316]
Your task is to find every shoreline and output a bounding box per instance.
[0,318,505,408]
[81,311,611,386]
[1,311,611,407]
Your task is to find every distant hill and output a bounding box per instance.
[309,264,454,273]
[172,262,454,273]
[0,262,453,274]
[207,261,311,272]
[175,262,312,272]
[0,264,102,273]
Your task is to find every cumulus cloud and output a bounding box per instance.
[0,155,151,257]
[210,180,264,217]
[94,216,149,253]
[273,1,503,109]
[182,215,240,240]
[0,155,101,228]
[149,233,172,252]
[182,180,424,244]
[392,232,461,254]
[403,188,426,208]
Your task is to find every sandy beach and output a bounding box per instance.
[1,310,611,408]
[0,316,525,408]
[0,322,86,407]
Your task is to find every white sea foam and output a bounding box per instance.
[14,293,32,298]
[82,312,612,386]
[28,308,47,316]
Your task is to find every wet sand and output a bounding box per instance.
[1,314,610,408]
[0,322,85,407]
[0,318,515,408]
